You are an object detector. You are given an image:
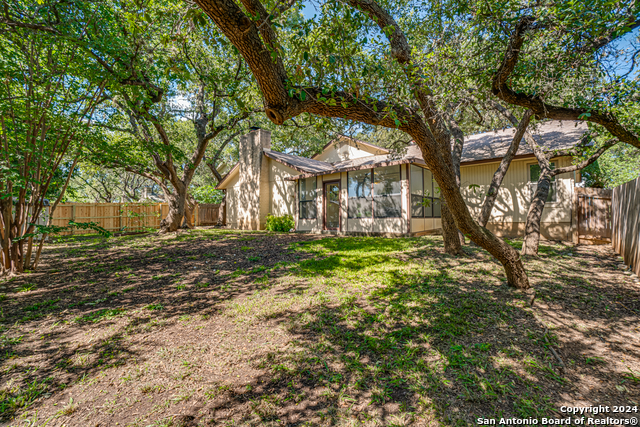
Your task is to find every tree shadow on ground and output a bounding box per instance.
[184,238,640,426]
[0,230,324,423]
[1,233,638,426]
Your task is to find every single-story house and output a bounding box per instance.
[216,122,588,240]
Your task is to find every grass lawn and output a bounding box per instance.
[1,229,639,426]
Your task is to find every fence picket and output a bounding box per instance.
[0,202,224,236]
[611,177,640,277]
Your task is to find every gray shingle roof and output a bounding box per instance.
[287,121,588,179]
[329,148,424,171]
[218,120,589,187]
[460,121,588,163]
[263,149,334,173]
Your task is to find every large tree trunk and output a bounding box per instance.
[0,198,11,274]
[441,202,464,255]
[425,153,530,289]
[441,113,465,255]
[182,194,197,229]
[1,199,43,276]
[521,175,552,256]
[159,184,187,233]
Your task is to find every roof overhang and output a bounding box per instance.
[216,150,334,189]
[460,153,573,167]
[286,157,426,181]
[286,153,576,181]
[215,163,239,189]
[311,135,390,160]
[262,150,333,174]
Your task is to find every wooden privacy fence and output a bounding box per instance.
[575,187,612,244]
[43,202,224,235]
[198,204,224,225]
[612,176,640,276]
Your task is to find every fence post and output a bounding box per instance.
[71,204,76,236]
[572,188,579,244]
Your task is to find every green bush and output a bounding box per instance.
[192,185,225,204]
[265,214,295,232]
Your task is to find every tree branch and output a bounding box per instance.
[478,109,533,226]
[550,139,618,176]
[492,16,640,150]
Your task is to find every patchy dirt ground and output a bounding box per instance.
[0,228,639,427]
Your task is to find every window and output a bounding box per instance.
[299,177,317,219]
[348,166,402,218]
[410,164,441,218]
[347,169,372,218]
[529,163,557,203]
[373,165,402,218]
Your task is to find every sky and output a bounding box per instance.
[610,28,640,78]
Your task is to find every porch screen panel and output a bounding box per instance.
[348,169,372,218]
[428,170,441,217]
[411,166,441,218]
[410,165,424,218]
[373,165,402,218]
[299,177,317,219]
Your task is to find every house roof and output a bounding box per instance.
[311,135,390,160]
[288,121,589,180]
[217,120,589,188]
[263,149,334,173]
[215,164,240,189]
[216,148,334,189]
[460,120,588,163]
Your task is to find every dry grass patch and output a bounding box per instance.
[0,230,638,426]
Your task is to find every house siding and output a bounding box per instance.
[315,140,385,163]
[225,173,241,229]
[459,156,576,240]
[221,130,579,241]
[268,159,297,219]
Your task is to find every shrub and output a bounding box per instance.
[192,185,225,204]
[265,214,295,232]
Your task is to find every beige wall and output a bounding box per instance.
[346,218,407,234]
[227,137,577,240]
[226,157,299,230]
[225,173,241,229]
[459,156,576,240]
[224,129,273,230]
[315,140,385,163]
[486,222,571,241]
[411,218,442,233]
[268,160,297,220]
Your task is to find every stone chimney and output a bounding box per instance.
[237,128,271,229]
